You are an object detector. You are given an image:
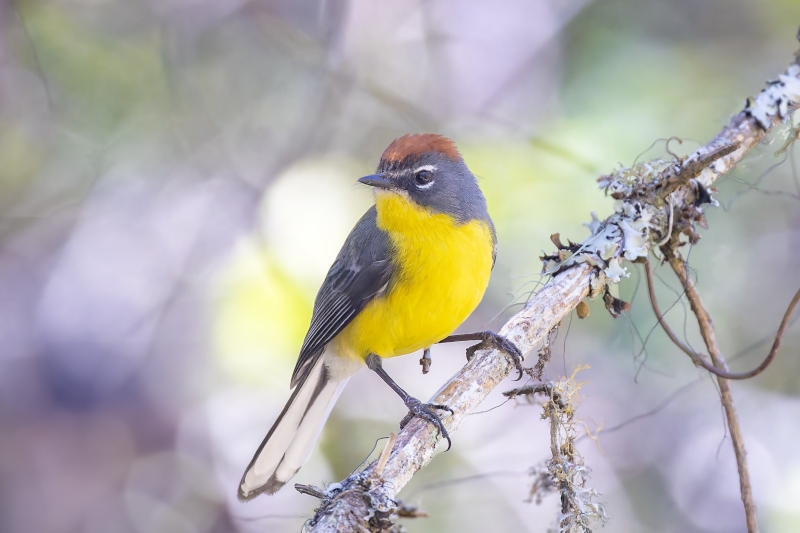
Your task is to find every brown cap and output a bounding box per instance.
[380,134,462,165]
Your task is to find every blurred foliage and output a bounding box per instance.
[21,1,168,135]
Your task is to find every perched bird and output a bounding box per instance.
[238,134,522,500]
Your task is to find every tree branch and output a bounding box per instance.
[302,44,800,533]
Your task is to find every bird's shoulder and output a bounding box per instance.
[290,206,394,387]
[334,205,392,268]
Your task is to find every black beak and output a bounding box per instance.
[358,174,393,190]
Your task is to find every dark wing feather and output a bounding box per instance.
[290,206,393,388]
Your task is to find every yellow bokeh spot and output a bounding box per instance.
[212,238,312,387]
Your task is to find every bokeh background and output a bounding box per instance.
[2,1,800,532]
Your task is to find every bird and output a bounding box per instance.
[238,133,522,501]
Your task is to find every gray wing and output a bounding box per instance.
[290,206,394,388]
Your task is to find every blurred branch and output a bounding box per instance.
[12,1,54,112]
[302,40,800,533]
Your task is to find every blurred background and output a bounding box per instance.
[1,0,800,532]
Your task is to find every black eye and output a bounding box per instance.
[415,170,433,186]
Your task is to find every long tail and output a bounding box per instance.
[238,354,350,500]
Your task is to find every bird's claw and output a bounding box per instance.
[400,397,453,451]
[465,332,524,381]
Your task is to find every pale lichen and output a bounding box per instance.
[542,149,730,310]
[542,157,671,303]
[746,64,800,129]
[505,371,607,533]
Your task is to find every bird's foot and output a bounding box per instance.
[399,397,453,450]
[465,331,524,381]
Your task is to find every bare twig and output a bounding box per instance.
[664,248,759,533]
[294,484,327,499]
[644,259,800,380]
[503,381,568,410]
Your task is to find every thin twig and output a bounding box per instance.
[644,259,800,380]
[374,433,397,477]
[664,248,759,533]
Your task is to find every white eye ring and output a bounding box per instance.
[414,165,436,189]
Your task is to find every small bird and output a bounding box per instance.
[238,134,522,500]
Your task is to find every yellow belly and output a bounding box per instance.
[332,191,495,360]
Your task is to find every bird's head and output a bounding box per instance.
[359,134,489,223]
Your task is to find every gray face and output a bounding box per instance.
[369,152,491,224]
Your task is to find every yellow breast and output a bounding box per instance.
[332,191,495,360]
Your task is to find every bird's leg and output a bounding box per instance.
[438,331,524,380]
[365,353,453,450]
[419,347,432,374]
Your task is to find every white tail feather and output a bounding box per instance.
[238,352,356,500]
